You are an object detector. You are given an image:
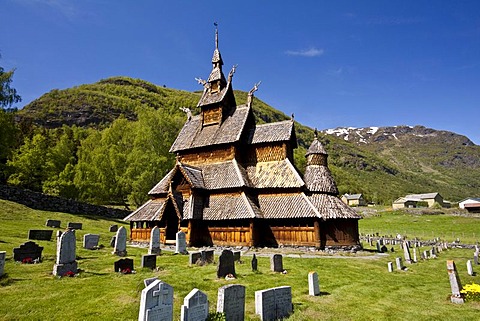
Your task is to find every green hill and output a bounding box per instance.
[12,76,480,206]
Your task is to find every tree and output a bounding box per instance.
[0,57,21,108]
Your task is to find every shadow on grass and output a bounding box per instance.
[81,271,109,276]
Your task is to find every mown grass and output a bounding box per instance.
[1,199,480,320]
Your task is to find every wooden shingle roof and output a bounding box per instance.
[148,163,204,195]
[308,194,361,219]
[303,165,338,194]
[306,137,327,155]
[198,192,262,220]
[247,120,295,145]
[124,195,182,222]
[170,104,251,153]
[201,160,252,189]
[246,159,304,189]
[258,193,320,219]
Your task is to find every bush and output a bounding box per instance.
[460,283,480,302]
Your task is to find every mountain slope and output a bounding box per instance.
[16,77,480,204]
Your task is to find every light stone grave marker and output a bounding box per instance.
[308,271,320,296]
[0,251,5,276]
[270,254,283,272]
[149,226,161,255]
[413,248,417,263]
[175,231,187,254]
[395,257,403,270]
[139,279,174,321]
[113,226,127,256]
[376,240,381,252]
[217,250,235,278]
[53,229,78,276]
[423,250,429,260]
[474,251,479,265]
[255,286,292,321]
[141,254,157,270]
[181,288,209,321]
[447,260,464,304]
[467,260,474,276]
[83,234,100,249]
[387,262,394,272]
[403,241,412,264]
[217,284,246,321]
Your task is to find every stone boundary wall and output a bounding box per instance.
[0,184,130,219]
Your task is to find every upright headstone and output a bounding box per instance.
[403,241,412,264]
[0,251,5,277]
[467,260,474,276]
[474,251,479,265]
[447,260,464,304]
[395,257,403,270]
[67,222,82,230]
[217,250,236,278]
[181,288,209,321]
[202,250,214,264]
[217,284,246,321]
[387,262,394,272]
[149,226,161,255]
[376,240,382,252]
[255,286,292,321]
[141,254,157,270]
[190,252,202,266]
[413,248,418,263]
[28,230,53,241]
[251,254,258,272]
[110,236,116,247]
[270,254,283,272]
[46,219,61,228]
[113,226,127,256]
[53,229,78,276]
[13,241,43,262]
[139,279,174,321]
[144,277,159,288]
[308,271,320,296]
[423,250,429,260]
[232,251,241,262]
[175,231,187,254]
[114,258,134,273]
[109,224,118,232]
[83,234,100,249]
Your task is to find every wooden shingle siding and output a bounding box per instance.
[179,146,235,165]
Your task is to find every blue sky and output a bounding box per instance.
[2,1,479,144]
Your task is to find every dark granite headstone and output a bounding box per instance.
[110,236,116,247]
[141,254,156,270]
[381,245,388,253]
[232,250,241,262]
[114,258,134,272]
[202,250,214,264]
[252,254,258,271]
[217,249,235,278]
[45,219,61,228]
[109,225,118,232]
[189,252,202,265]
[67,222,82,230]
[13,241,44,262]
[28,230,53,241]
[270,254,283,272]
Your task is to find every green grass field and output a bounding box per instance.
[1,200,480,320]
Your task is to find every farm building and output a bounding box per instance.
[124,28,361,248]
[459,198,480,213]
[341,193,366,207]
[392,192,447,209]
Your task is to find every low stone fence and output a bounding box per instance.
[0,184,130,219]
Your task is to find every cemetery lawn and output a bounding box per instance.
[0,199,479,320]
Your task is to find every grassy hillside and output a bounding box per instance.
[1,200,480,320]
[14,76,480,205]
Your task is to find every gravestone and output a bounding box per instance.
[217,284,246,321]
[13,241,43,262]
[67,222,82,230]
[110,236,116,247]
[387,262,394,272]
[270,254,283,272]
[376,240,382,252]
[308,271,320,296]
[141,254,157,270]
[28,230,53,241]
[113,226,127,256]
[139,279,174,321]
[0,251,5,277]
[114,258,134,273]
[143,277,159,288]
[53,229,78,276]
[232,251,241,262]
[217,250,236,278]
[403,241,412,264]
[83,234,100,249]
[56,231,62,239]
[149,226,161,255]
[467,260,474,276]
[395,257,403,270]
[252,254,258,271]
[447,260,464,304]
[474,251,479,265]
[202,250,214,264]
[423,250,429,259]
[255,286,292,321]
[109,224,118,232]
[46,219,61,228]
[189,252,202,266]
[175,231,187,254]
[413,248,417,263]
[381,245,388,253]
[181,288,209,321]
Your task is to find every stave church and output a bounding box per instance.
[124,28,361,248]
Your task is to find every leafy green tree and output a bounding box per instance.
[0,58,21,108]
[0,108,20,182]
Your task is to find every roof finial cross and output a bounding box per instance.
[214,22,219,49]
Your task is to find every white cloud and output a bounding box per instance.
[285,48,324,57]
